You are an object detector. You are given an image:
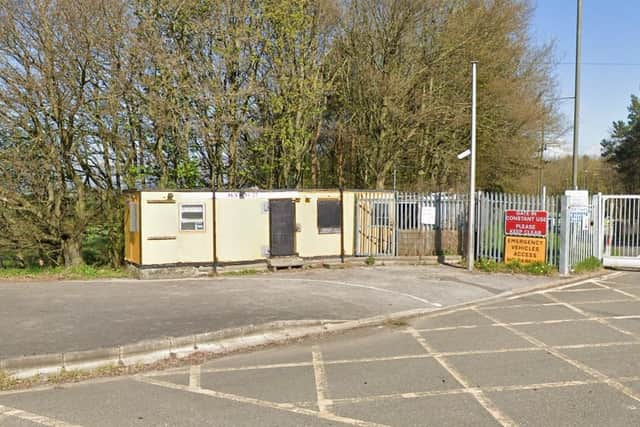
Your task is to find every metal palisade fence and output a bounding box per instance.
[475,192,562,267]
[357,191,564,267]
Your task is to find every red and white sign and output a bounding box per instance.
[505,210,548,237]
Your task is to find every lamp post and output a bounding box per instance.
[572,0,583,189]
[467,61,477,272]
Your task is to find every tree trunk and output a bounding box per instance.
[61,237,83,267]
[110,244,122,268]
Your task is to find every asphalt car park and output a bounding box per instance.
[1,271,639,426]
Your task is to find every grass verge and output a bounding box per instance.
[572,256,603,274]
[221,269,261,277]
[475,259,556,276]
[0,265,130,281]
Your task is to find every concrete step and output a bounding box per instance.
[268,256,305,270]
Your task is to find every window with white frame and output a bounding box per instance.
[180,204,205,231]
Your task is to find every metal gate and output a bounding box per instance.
[599,195,640,268]
[560,195,598,274]
[355,192,396,256]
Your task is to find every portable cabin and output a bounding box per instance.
[124,189,374,276]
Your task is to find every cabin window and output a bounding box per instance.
[180,204,205,231]
[317,199,341,234]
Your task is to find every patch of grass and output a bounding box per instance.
[0,370,19,389]
[0,365,134,392]
[475,259,556,276]
[0,265,130,281]
[365,256,376,266]
[475,258,502,272]
[573,256,602,274]
[521,261,555,275]
[383,318,409,328]
[221,269,260,277]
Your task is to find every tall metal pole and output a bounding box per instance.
[572,0,583,189]
[467,62,477,271]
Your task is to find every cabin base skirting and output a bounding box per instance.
[125,254,462,279]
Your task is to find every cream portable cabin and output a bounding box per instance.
[124,189,366,274]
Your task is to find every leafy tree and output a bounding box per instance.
[601,95,640,192]
[0,0,130,266]
[0,0,563,267]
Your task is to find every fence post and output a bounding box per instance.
[591,194,600,261]
[393,189,399,257]
[559,195,571,275]
[340,188,345,263]
[595,193,605,261]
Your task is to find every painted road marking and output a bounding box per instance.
[189,365,201,390]
[483,298,632,310]
[474,307,640,404]
[549,287,622,293]
[136,376,390,427]
[555,341,639,350]
[295,376,640,407]
[592,279,640,301]
[543,293,640,340]
[406,326,517,427]
[148,348,551,378]
[312,346,331,413]
[413,314,640,333]
[481,302,564,309]
[0,404,83,427]
[226,277,443,307]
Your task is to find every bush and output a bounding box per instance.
[365,256,375,266]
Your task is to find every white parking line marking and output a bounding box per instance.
[189,365,201,390]
[136,376,390,427]
[226,277,442,307]
[556,341,639,349]
[550,288,617,293]
[406,327,517,427]
[474,308,640,404]
[492,298,633,307]
[481,302,564,309]
[312,346,331,413]
[0,405,83,427]
[543,294,640,340]
[291,375,640,407]
[415,315,640,332]
[592,280,640,301]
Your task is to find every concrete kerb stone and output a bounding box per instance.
[1,320,341,380]
[63,348,121,373]
[1,270,610,381]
